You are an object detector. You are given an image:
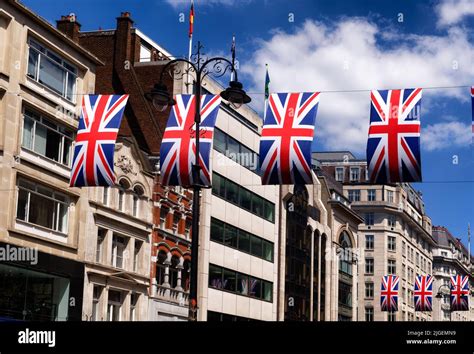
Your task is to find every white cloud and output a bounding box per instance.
[242,19,474,153]
[164,0,246,9]
[436,0,474,26]
[422,121,472,151]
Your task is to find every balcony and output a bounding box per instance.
[155,285,189,306]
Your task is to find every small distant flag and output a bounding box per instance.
[230,35,236,81]
[265,64,270,100]
[189,0,194,38]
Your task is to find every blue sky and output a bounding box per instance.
[22,0,474,245]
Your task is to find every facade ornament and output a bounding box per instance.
[114,155,138,176]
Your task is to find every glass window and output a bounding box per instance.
[348,190,360,202]
[388,259,396,274]
[237,273,248,295]
[262,281,273,302]
[225,180,239,205]
[367,189,376,201]
[210,218,224,243]
[239,187,252,211]
[212,173,226,198]
[350,167,360,181]
[264,200,275,222]
[227,136,240,161]
[223,224,238,248]
[387,190,394,203]
[365,258,374,274]
[209,264,223,289]
[365,213,375,226]
[249,277,261,299]
[388,236,396,251]
[214,128,226,154]
[335,167,344,182]
[252,194,264,217]
[238,231,250,253]
[223,269,237,292]
[250,236,262,258]
[262,240,274,262]
[27,39,77,101]
[365,282,374,298]
[365,235,374,250]
[365,307,374,322]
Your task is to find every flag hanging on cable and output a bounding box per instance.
[160,94,221,187]
[70,95,129,187]
[450,275,469,311]
[259,92,320,185]
[381,275,399,312]
[189,0,194,38]
[367,88,422,183]
[414,275,433,311]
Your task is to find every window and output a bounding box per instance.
[335,167,344,182]
[365,307,374,322]
[348,189,360,202]
[130,293,138,321]
[96,228,106,262]
[185,219,192,239]
[212,173,275,223]
[22,109,74,166]
[156,251,167,286]
[209,264,273,302]
[27,38,77,101]
[111,234,127,269]
[16,178,69,233]
[118,190,125,211]
[213,128,259,174]
[388,312,396,322]
[159,206,169,229]
[350,167,360,181]
[415,252,419,267]
[209,218,274,262]
[133,241,142,272]
[388,215,396,228]
[118,179,130,212]
[92,285,103,321]
[132,186,144,217]
[107,290,122,321]
[388,259,396,275]
[388,236,396,252]
[169,256,179,288]
[365,258,374,274]
[402,241,406,256]
[387,190,394,203]
[365,213,374,226]
[365,282,374,299]
[367,189,376,201]
[172,213,181,235]
[102,187,109,206]
[365,235,374,250]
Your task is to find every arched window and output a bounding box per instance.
[182,259,191,292]
[339,231,353,275]
[338,230,353,321]
[118,179,130,212]
[132,185,144,217]
[169,255,180,288]
[156,250,168,286]
[160,206,169,229]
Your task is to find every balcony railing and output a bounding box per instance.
[155,285,189,306]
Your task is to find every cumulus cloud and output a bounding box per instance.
[436,0,474,26]
[422,121,472,151]
[242,19,474,153]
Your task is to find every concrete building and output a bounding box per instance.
[432,226,473,321]
[0,0,100,320]
[314,151,436,321]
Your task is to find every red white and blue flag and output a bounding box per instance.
[160,94,221,187]
[414,275,433,311]
[450,275,469,311]
[367,89,422,183]
[381,275,399,312]
[70,95,129,187]
[259,92,320,185]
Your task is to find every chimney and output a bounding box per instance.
[115,11,134,64]
[56,14,81,43]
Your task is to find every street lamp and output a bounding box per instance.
[146,42,251,321]
[436,284,451,321]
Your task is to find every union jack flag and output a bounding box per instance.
[160,94,221,187]
[450,275,469,311]
[367,89,422,183]
[70,95,129,187]
[259,92,320,185]
[381,275,399,312]
[414,275,433,311]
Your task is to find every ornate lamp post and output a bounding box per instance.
[146,42,251,321]
[435,284,451,321]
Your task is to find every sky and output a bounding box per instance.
[22,0,474,245]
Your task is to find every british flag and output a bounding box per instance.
[160,94,221,187]
[367,89,422,183]
[259,92,320,185]
[70,95,129,187]
[450,275,469,311]
[414,275,433,311]
[381,275,399,312]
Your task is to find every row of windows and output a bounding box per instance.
[364,213,397,227]
[211,217,274,262]
[347,188,394,203]
[207,311,257,321]
[364,235,396,251]
[92,286,140,321]
[214,128,259,174]
[27,38,78,101]
[208,264,273,302]
[212,173,275,223]
[364,258,396,275]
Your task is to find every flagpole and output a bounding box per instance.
[187,0,194,94]
[468,223,471,261]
